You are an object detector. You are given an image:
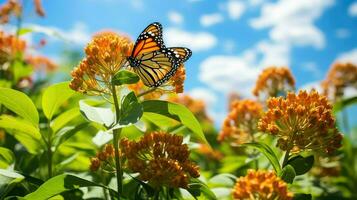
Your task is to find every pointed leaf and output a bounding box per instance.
[119,92,143,125]
[112,70,140,85]
[279,165,296,184]
[287,155,314,175]
[42,82,75,120]
[142,100,207,144]
[0,87,39,125]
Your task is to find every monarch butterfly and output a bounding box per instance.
[127,22,192,87]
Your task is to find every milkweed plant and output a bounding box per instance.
[0,1,356,200]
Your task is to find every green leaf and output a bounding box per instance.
[0,147,15,169]
[42,82,75,120]
[18,27,33,35]
[0,115,42,154]
[0,87,39,126]
[187,178,216,200]
[293,193,312,200]
[79,100,114,127]
[51,107,80,133]
[53,123,90,149]
[142,100,207,144]
[279,165,296,184]
[333,96,357,113]
[243,142,281,173]
[0,169,25,198]
[287,155,314,175]
[112,70,140,85]
[24,174,117,200]
[207,173,237,187]
[119,92,143,125]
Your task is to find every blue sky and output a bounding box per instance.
[3,0,356,126]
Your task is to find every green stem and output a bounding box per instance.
[342,109,350,134]
[101,171,109,200]
[137,87,157,98]
[111,83,123,198]
[47,121,53,179]
[282,149,291,168]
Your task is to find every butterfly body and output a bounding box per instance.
[127,22,192,87]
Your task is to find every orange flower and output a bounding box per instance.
[33,0,45,17]
[258,90,343,154]
[321,62,357,101]
[253,66,295,99]
[219,100,263,146]
[232,170,293,200]
[120,131,200,188]
[69,32,133,95]
[89,144,117,172]
[26,55,57,72]
[0,0,21,24]
[0,31,26,64]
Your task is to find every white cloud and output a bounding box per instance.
[199,55,260,96]
[254,40,290,67]
[335,48,357,64]
[27,22,91,45]
[250,0,335,49]
[348,2,357,17]
[164,28,217,51]
[168,11,184,25]
[200,13,224,27]
[227,0,246,20]
[188,88,217,107]
[301,62,321,77]
[335,28,350,39]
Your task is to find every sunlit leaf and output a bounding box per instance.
[0,169,25,198]
[0,87,39,126]
[79,100,114,127]
[243,142,281,173]
[51,107,81,133]
[186,178,216,200]
[142,100,207,144]
[0,147,15,169]
[112,70,140,85]
[24,174,117,200]
[42,82,76,120]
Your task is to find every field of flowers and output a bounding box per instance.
[0,1,356,200]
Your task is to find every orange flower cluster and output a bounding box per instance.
[90,144,116,172]
[253,66,295,98]
[321,63,357,101]
[170,64,186,93]
[232,170,293,200]
[0,0,45,23]
[26,55,57,72]
[120,131,200,188]
[70,32,133,95]
[219,100,263,146]
[258,90,343,154]
[168,94,211,122]
[0,0,21,23]
[0,31,26,64]
[129,80,164,100]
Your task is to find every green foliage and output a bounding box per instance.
[42,81,76,120]
[287,155,314,175]
[0,147,15,168]
[279,165,296,184]
[0,87,39,126]
[112,70,140,85]
[119,91,143,126]
[243,142,281,173]
[142,100,208,144]
[24,174,117,200]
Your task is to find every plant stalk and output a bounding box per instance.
[282,148,291,168]
[47,121,53,179]
[111,83,123,198]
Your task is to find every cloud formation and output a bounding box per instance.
[200,13,224,27]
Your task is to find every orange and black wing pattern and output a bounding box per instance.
[128,22,191,87]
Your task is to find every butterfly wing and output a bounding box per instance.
[132,50,179,87]
[131,22,165,58]
[165,47,192,62]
